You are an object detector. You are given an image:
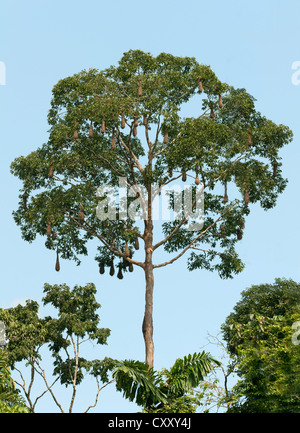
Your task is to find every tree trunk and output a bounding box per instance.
[143,220,154,369]
[142,157,155,368]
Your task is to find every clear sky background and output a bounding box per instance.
[1,0,300,413]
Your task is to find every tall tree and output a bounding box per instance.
[10,50,293,368]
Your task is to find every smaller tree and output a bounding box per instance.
[195,334,240,413]
[0,351,29,413]
[0,283,114,413]
[221,278,300,413]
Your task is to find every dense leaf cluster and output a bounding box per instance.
[222,279,300,412]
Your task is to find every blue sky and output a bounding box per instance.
[1,0,300,412]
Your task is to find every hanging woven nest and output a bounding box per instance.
[237,229,243,240]
[143,114,148,126]
[48,164,54,179]
[198,78,203,93]
[109,262,115,276]
[111,131,116,150]
[244,187,250,204]
[248,132,252,147]
[129,262,134,272]
[223,182,228,204]
[163,130,168,144]
[89,121,94,138]
[121,110,126,129]
[195,166,200,185]
[101,119,106,134]
[134,236,139,250]
[46,220,52,237]
[218,94,223,109]
[99,263,105,274]
[79,203,84,222]
[182,169,187,182]
[138,82,142,97]
[74,121,78,139]
[117,265,123,280]
[55,250,60,272]
[248,126,252,146]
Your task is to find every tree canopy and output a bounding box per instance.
[221,278,300,412]
[10,49,293,367]
[0,283,114,413]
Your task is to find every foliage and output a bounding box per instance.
[0,351,29,413]
[0,283,114,413]
[221,278,300,412]
[43,283,111,387]
[112,360,167,408]
[113,351,220,412]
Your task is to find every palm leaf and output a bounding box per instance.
[165,351,220,397]
[112,360,167,407]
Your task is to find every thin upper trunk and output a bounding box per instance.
[143,219,154,368]
[142,160,155,368]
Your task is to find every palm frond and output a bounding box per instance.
[112,360,167,407]
[166,351,220,397]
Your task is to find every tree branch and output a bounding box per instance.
[115,127,144,174]
[33,357,64,413]
[68,335,79,413]
[84,378,115,413]
[66,212,145,268]
[152,184,205,251]
[153,201,238,269]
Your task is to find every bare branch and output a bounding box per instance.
[33,357,64,413]
[32,377,60,410]
[115,127,144,174]
[84,379,115,413]
[68,335,79,413]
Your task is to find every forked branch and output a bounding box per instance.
[153,201,238,269]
